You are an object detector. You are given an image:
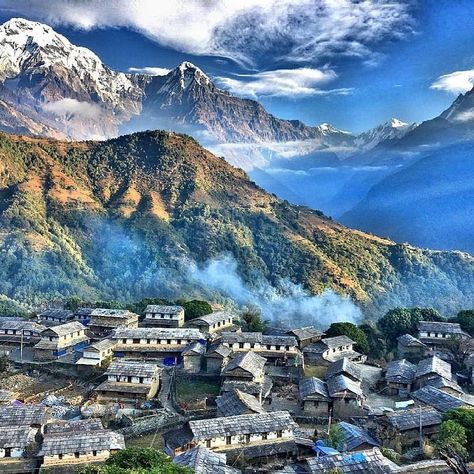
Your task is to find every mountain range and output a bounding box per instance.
[0,129,473,317]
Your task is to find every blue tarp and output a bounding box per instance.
[313,440,340,456]
[164,357,178,366]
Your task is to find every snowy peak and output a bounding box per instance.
[318,122,353,136]
[355,118,417,149]
[167,61,212,89]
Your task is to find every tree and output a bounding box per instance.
[240,306,266,332]
[377,307,444,344]
[453,310,474,337]
[436,420,468,460]
[77,447,191,474]
[443,338,474,373]
[0,296,28,318]
[326,322,369,354]
[325,424,345,450]
[177,300,213,321]
[0,355,8,373]
[444,408,474,460]
[64,296,81,311]
[359,322,387,359]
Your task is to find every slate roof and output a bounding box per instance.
[0,425,32,449]
[105,360,160,379]
[299,377,330,400]
[326,357,362,381]
[397,334,427,348]
[321,335,355,348]
[188,411,297,439]
[40,430,125,456]
[95,381,151,394]
[339,422,380,451]
[173,446,239,474]
[38,309,74,321]
[411,386,473,412]
[0,318,45,332]
[114,327,203,340]
[216,389,265,416]
[385,359,416,384]
[220,332,297,347]
[0,405,48,426]
[222,351,266,378]
[74,307,94,317]
[206,342,232,358]
[306,448,398,473]
[192,311,234,325]
[424,375,463,394]
[145,305,184,315]
[43,321,86,336]
[46,418,104,434]
[182,341,206,355]
[418,321,468,335]
[327,375,363,397]
[287,326,324,341]
[416,356,451,381]
[89,338,116,352]
[383,407,442,431]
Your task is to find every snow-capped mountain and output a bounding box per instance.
[355,118,417,150]
[0,18,353,145]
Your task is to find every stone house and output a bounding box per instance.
[303,335,366,365]
[0,318,45,345]
[338,422,380,452]
[219,332,300,365]
[298,377,330,416]
[326,357,362,383]
[384,359,416,396]
[182,341,206,373]
[205,343,232,374]
[111,327,204,360]
[423,376,464,396]
[163,411,298,462]
[415,355,452,388]
[74,307,94,324]
[173,446,240,473]
[95,359,161,404]
[375,407,441,450]
[37,309,75,326]
[39,419,125,470]
[397,334,429,360]
[76,339,115,368]
[0,425,38,460]
[417,321,470,349]
[287,327,324,349]
[216,389,265,417]
[189,311,235,334]
[88,309,139,338]
[327,374,365,419]
[221,351,266,384]
[143,305,185,328]
[33,322,89,361]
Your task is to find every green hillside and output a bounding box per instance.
[0,130,473,317]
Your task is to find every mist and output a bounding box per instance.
[186,254,362,329]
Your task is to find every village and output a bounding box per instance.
[0,303,473,473]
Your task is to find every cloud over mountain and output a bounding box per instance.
[431,69,474,94]
[1,0,415,67]
[215,68,352,98]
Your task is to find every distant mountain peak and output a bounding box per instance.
[169,61,212,89]
[318,122,353,136]
[355,118,417,149]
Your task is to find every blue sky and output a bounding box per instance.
[0,0,473,133]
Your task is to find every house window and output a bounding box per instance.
[75,452,80,458]
[58,454,63,460]
[206,439,211,448]
[4,448,11,457]
[122,339,127,344]
[226,436,232,445]
[133,339,140,344]
[262,433,267,440]
[239,343,244,349]
[245,434,250,443]
[93,450,97,456]
[277,430,283,438]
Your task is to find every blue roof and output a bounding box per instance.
[339,422,380,451]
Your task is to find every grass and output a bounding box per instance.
[304,365,327,379]
[176,378,220,405]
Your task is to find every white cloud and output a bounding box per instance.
[127,66,171,76]
[1,0,415,66]
[216,68,352,98]
[454,108,474,122]
[430,69,474,94]
[42,98,103,120]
